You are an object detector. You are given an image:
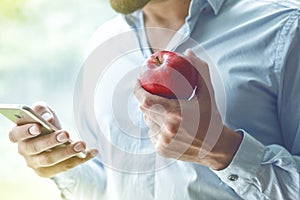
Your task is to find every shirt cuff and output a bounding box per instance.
[50,166,81,200]
[212,129,266,195]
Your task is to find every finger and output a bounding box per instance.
[31,101,55,123]
[145,114,170,147]
[34,149,98,178]
[185,49,208,74]
[154,134,194,160]
[27,141,89,168]
[185,48,196,57]
[144,114,177,148]
[9,123,42,143]
[154,133,180,158]
[18,130,70,155]
[134,81,180,115]
[185,49,211,85]
[148,130,158,145]
[141,107,166,126]
[31,102,61,129]
[141,107,180,137]
[144,114,161,136]
[185,50,215,96]
[146,124,175,151]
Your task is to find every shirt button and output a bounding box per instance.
[228,174,239,181]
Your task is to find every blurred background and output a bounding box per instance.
[0,0,115,199]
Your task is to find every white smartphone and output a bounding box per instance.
[0,104,87,158]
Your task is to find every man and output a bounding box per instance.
[9,0,300,199]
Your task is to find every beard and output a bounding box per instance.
[109,0,151,14]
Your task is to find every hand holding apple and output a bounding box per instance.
[139,50,198,99]
[135,49,242,170]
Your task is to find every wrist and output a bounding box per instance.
[208,126,243,170]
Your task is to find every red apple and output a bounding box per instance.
[139,50,198,99]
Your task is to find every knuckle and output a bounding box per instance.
[46,134,59,147]
[172,110,182,120]
[155,130,169,144]
[32,101,47,109]
[165,123,178,135]
[25,158,35,169]
[166,108,181,120]
[30,143,42,154]
[62,159,82,171]
[161,135,172,146]
[38,153,54,166]
[142,97,152,108]
[8,130,17,143]
[26,141,44,155]
[157,135,169,148]
[152,103,165,113]
[144,116,152,127]
[65,145,76,156]
[143,113,148,121]
[35,168,51,178]
[32,104,47,114]
[64,162,77,171]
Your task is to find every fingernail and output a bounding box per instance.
[41,112,52,121]
[184,48,191,54]
[29,126,40,136]
[90,149,99,157]
[56,132,68,143]
[73,143,85,152]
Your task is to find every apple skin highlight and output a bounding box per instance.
[139,51,198,99]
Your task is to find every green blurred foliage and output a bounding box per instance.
[0,0,26,20]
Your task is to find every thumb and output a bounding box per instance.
[184,48,197,58]
[184,49,208,75]
[31,101,62,129]
[184,49,215,100]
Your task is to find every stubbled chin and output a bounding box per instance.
[109,0,150,14]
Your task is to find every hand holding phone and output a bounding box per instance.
[0,104,87,158]
[0,103,97,178]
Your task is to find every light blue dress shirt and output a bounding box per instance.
[52,0,300,199]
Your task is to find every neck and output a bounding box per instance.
[143,0,191,30]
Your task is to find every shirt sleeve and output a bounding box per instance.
[213,130,300,200]
[213,12,300,200]
[51,158,107,200]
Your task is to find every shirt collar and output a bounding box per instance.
[123,0,226,27]
[207,0,226,15]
